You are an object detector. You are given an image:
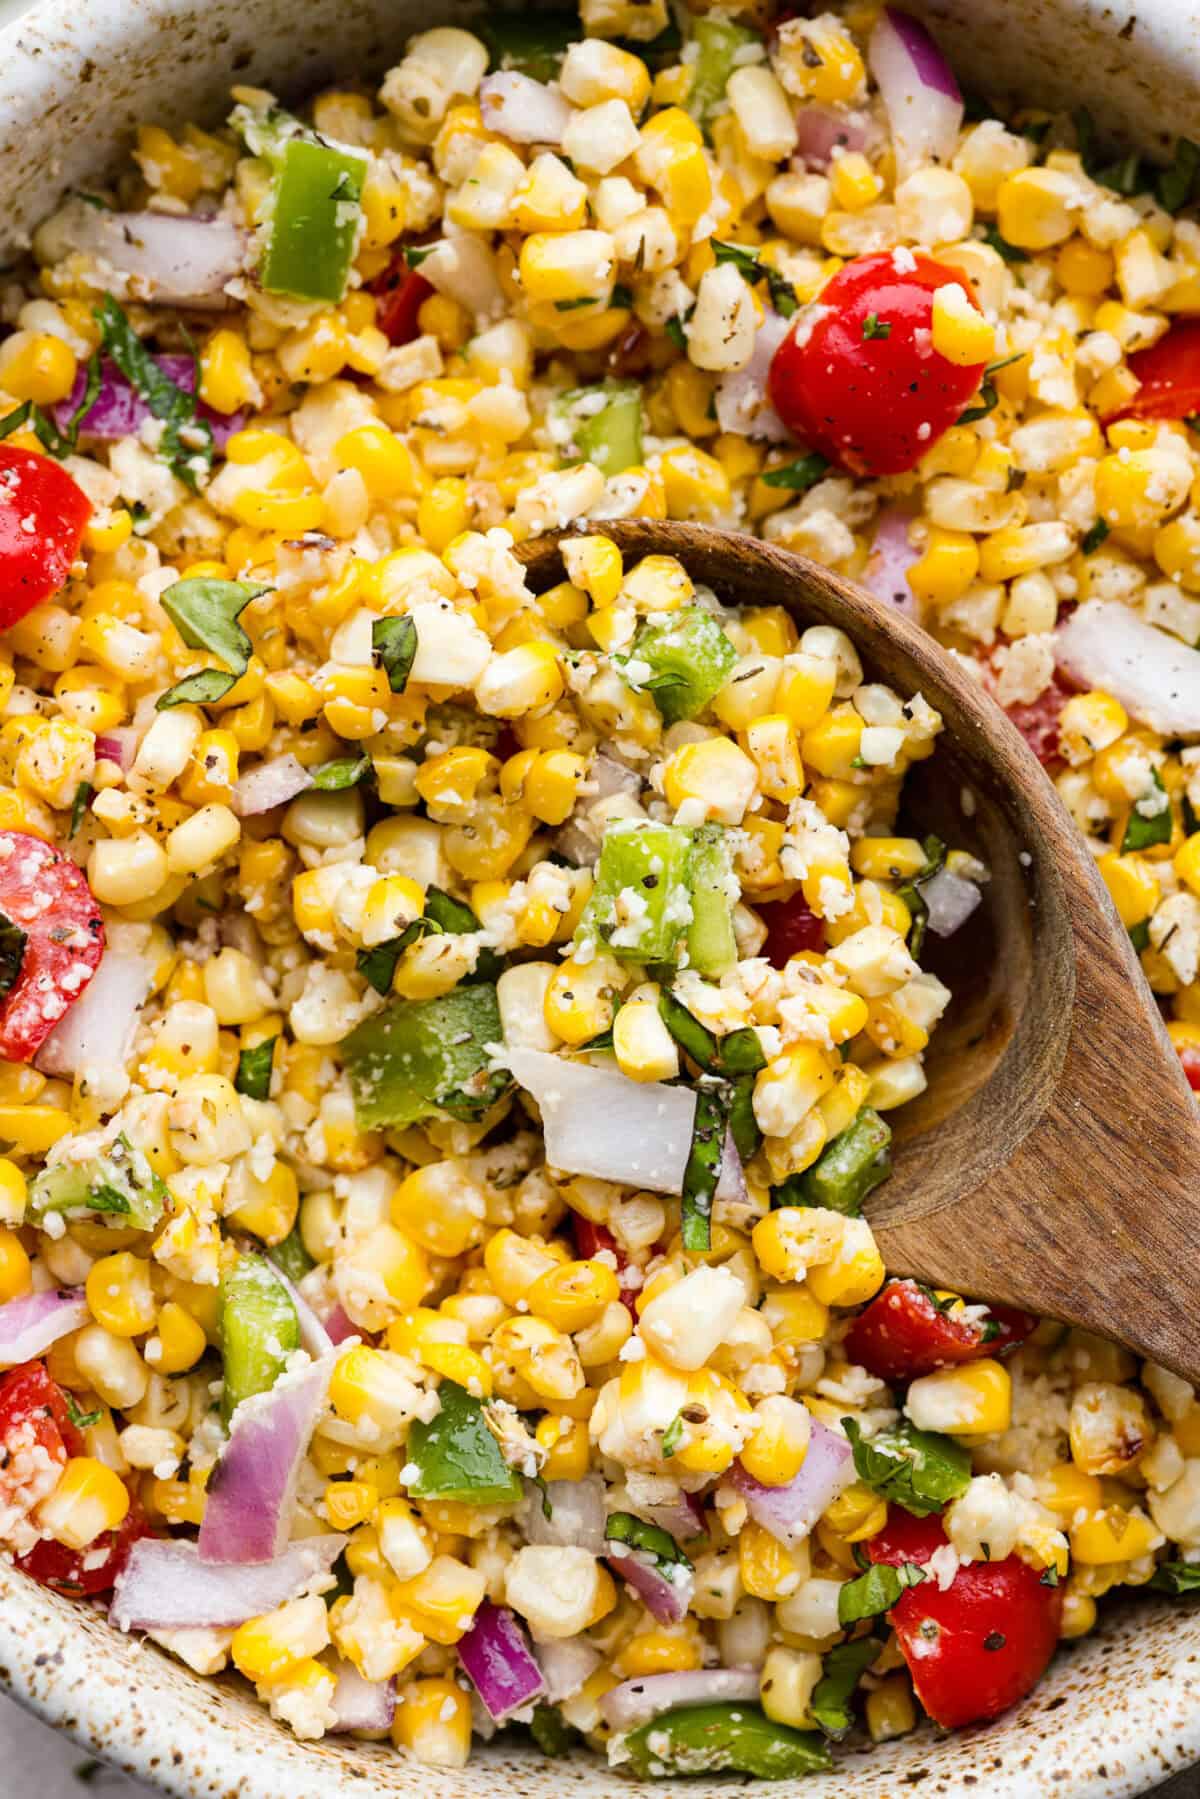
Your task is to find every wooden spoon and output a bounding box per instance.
[519,519,1200,1383]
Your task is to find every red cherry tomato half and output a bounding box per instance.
[372,252,435,347]
[768,251,988,477]
[16,1492,150,1597]
[997,678,1071,769]
[0,446,91,629]
[844,1277,1038,1384]
[572,1216,641,1316]
[869,1506,1062,1729]
[1105,318,1200,424]
[0,829,105,1063]
[1177,1045,1200,1092]
[0,1360,82,1545]
[756,892,827,967]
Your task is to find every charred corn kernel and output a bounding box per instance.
[907,526,979,608]
[740,1521,807,1601]
[545,954,620,1046]
[392,1677,471,1768]
[741,1395,813,1487]
[0,1228,31,1302]
[476,642,563,718]
[1070,1505,1160,1565]
[232,1595,330,1684]
[1099,851,1160,923]
[148,1300,207,1375]
[930,283,995,366]
[0,330,78,405]
[86,1251,158,1338]
[415,746,495,823]
[905,1358,1012,1436]
[527,1259,619,1333]
[0,1105,73,1154]
[38,1456,130,1549]
[613,986,680,1083]
[537,1414,590,1482]
[866,1673,917,1743]
[393,1554,486,1645]
[995,167,1077,249]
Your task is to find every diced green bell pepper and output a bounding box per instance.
[687,824,737,976]
[551,380,643,476]
[633,607,738,725]
[405,1379,522,1504]
[774,1107,892,1215]
[29,1133,169,1232]
[219,1254,300,1427]
[260,136,367,303]
[686,17,760,132]
[580,820,695,964]
[270,1222,316,1285]
[624,1704,831,1779]
[340,983,511,1130]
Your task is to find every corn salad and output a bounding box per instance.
[0,0,1196,1777]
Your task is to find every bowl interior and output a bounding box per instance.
[1,1,1200,1796]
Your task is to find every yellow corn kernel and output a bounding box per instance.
[325,1480,378,1531]
[392,1554,486,1645]
[0,331,78,406]
[1034,1460,1104,1522]
[1097,850,1160,924]
[1070,1505,1159,1565]
[0,1227,30,1302]
[995,167,1077,250]
[0,1105,73,1154]
[617,1628,703,1678]
[518,749,584,828]
[147,1300,207,1375]
[536,1414,590,1482]
[0,1157,27,1226]
[662,736,757,825]
[231,1595,329,1684]
[907,526,979,609]
[805,1217,886,1308]
[483,1228,560,1306]
[333,424,414,503]
[391,1162,485,1259]
[545,954,621,1046]
[490,1314,583,1404]
[392,1677,472,1768]
[659,445,732,521]
[930,283,995,366]
[866,1672,917,1743]
[905,1359,1013,1436]
[741,1394,812,1487]
[527,1259,619,1334]
[1095,449,1191,537]
[739,1520,807,1600]
[518,230,618,307]
[776,17,864,103]
[37,1456,130,1550]
[199,329,260,415]
[415,746,496,824]
[85,1251,157,1338]
[476,641,564,718]
[612,985,680,1084]
[801,704,864,780]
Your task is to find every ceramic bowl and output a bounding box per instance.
[0,0,1199,1793]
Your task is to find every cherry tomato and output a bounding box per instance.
[868,1506,1063,1729]
[0,1360,82,1545]
[756,892,827,967]
[0,446,91,629]
[768,251,988,477]
[844,1277,1038,1384]
[572,1216,641,1316]
[16,1492,150,1597]
[0,830,105,1063]
[372,251,435,347]
[1105,318,1200,424]
[1176,1045,1200,1092]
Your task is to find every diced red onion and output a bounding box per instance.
[536,1636,602,1704]
[922,865,982,938]
[234,754,314,818]
[715,310,792,442]
[479,73,572,146]
[0,1287,88,1368]
[37,940,155,1080]
[860,506,919,615]
[508,1048,696,1195]
[330,1659,395,1734]
[733,1419,854,1550]
[518,1475,606,1552]
[457,1601,546,1724]
[53,356,244,451]
[198,1354,333,1565]
[324,1304,360,1346]
[601,1668,761,1732]
[792,102,881,171]
[35,198,248,308]
[605,1549,694,1624]
[633,1489,706,1542]
[111,1534,346,1632]
[93,728,137,769]
[868,8,963,178]
[1056,598,1200,737]
[713,1125,747,1208]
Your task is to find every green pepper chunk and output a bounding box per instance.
[219,1254,300,1427]
[405,1379,522,1504]
[529,1704,579,1756]
[551,380,643,476]
[685,18,759,130]
[774,1107,892,1215]
[30,1133,169,1232]
[260,136,367,304]
[580,820,695,964]
[624,1704,831,1778]
[632,607,738,724]
[687,824,737,976]
[340,983,511,1130]
[1121,770,1173,853]
[270,1223,316,1285]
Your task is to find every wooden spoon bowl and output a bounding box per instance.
[519,520,1200,1381]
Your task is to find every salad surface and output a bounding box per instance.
[0,0,1198,1774]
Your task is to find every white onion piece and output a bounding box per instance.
[733,1419,854,1549]
[922,865,982,938]
[868,8,963,179]
[479,72,572,145]
[0,1287,88,1369]
[234,754,313,817]
[861,506,919,615]
[519,1475,606,1552]
[601,1668,761,1732]
[713,1126,747,1208]
[508,1048,696,1195]
[111,1534,346,1632]
[37,940,155,1079]
[330,1660,395,1733]
[198,1354,334,1565]
[35,198,248,308]
[715,310,792,442]
[606,1550,693,1624]
[1056,599,1200,737]
[792,102,880,170]
[536,1636,602,1704]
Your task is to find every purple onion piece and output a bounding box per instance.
[605,1549,694,1624]
[197,1354,333,1566]
[732,1418,854,1550]
[53,356,244,451]
[457,1601,546,1724]
[0,1287,88,1367]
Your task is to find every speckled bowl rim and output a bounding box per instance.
[1,0,1200,1793]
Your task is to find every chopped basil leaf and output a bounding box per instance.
[235,1035,278,1101]
[605,1510,691,1567]
[0,355,102,460]
[810,1637,881,1739]
[355,918,435,996]
[665,314,688,351]
[681,1082,728,1253]
[844,1415,972,1517]
[529,1704,578,1758]
[66,1394,103,1431]
[69,780,93,838]
[1158,137,1200,213]
[404,242,436,268]
[94,293,214,489]
[162,576,268,676]
[1128,918,1151,953]
[862,311,891,340]
[711,239,797,317]
[1081,518,1110,554]
[373,615,418,694]
[1149,1561,1200,1594]
[555,296,596,311]
[0,405,31,442]
[611,282,634,309]
[0,912,26,1001]
[762,452,830,492]
[312,756,371,791]
[1121,769,1172,854]
[1040,1565,1061,1587]
[157,667,238,710]
[837,1559,926,1626]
